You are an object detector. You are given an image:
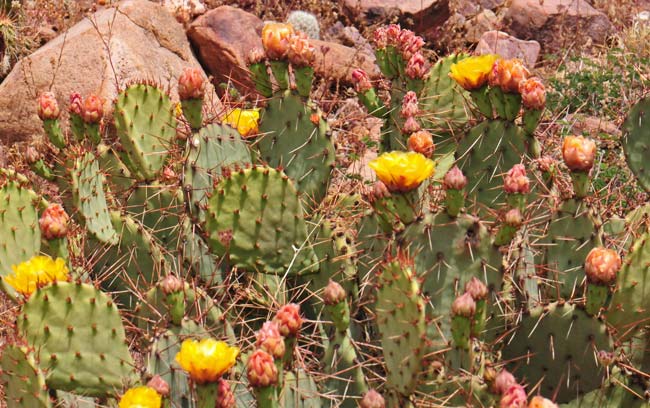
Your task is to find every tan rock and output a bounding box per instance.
[0,0,208,145]
[503,0,613,49]
[475,31,541,67]
[188,6,378,94]
[464,10,499,44]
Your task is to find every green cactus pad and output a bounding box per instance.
[180,219,223,284]
[19,282,135,397]
[183,123,251,223]
[126,182,184,247]
[502,302,611,403]
[71,152,118,245]
[281,370,322,408]
[401,213,504,341]
[0,345,51,407]
[376,259,427,399]
[420,53,470,137]
[537,199,602,300]
[205,166,319,275]
[0,180,41,277]
[622,95,650,192]
[607,231,650,340]
[455,119,531,213]
[96,143,134,194]
[257,92,335,204]
[114,83,177,181]
[559,374,647,407]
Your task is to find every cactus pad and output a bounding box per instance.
[206,166,319,275]
[0,345,51,407]
[502,302,611,403]
[0,180,40,276]
[114,83,177,180]
[622,95,650,192]
[126,182,184,247]
[257,92,335,204]
[19,282,135,396]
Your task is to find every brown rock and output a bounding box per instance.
[342,0,451,43]
[475,31,541,67]
[464,10,499,43]
[188,6,378,94]
[503,0,613,49]
[568,114,621,139]
[0,0,208,145]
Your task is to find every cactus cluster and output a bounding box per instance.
[0,21,650,408]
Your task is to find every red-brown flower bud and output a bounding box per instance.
[402,117,421,134]
[489,59,530,93]
[500,384,527,408]
[562,135,596,172]
[159,274,184,295]
[503,164,530,194]
[504,208,523,227]
[407,130,435,158]
[37,92,60,120]
[519,77,546,110]
[360,389,385,408]
[323,280,346,306]
[255,321,286,360]
[529,396,558,408]
[585,247,621,285]
[216,378,236,408]
[82,94,104,124]
[246,349,278,388]
[444,166,468,190]
[385,24,401,46]
[146,375,170,397]
[400,91,419,118]
[451,292,476,317]
[351,69,372,93]
[494,369,517,394]
[274,303,302,337]
[405,52,428,80]
[39,203,69,240]
[178,67,205,101]
[464,277,488,301]
[373,27,388,48]
[69,92,83,115]
[287,32,315,67]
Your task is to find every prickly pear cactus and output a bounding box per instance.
[114,83,178,180]
[0,345,51,407]
[205,166,319,275]
[622,95,650,192]
[281,370,322,408]
[19,282,135,396]
[502,302,611,403]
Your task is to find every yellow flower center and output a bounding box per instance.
[369,151,435,193]
[119,386,161,408]
[175,338,240,384]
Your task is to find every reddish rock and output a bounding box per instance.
[475,31,541,67]
[0,0,209,145]
[342,0,451,43]
[188,6,378,94]
[503,0,613,49]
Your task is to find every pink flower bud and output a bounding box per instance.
[161,166,177,182]
[274,303,302,337]
[451,292,476,317]
[82,94,104,124]
[248,47,266,65]
[159,274,184,295]
[528,396,558,408]
[405,52,428,80]
[367,181,391,203]
[37,92,60,120]
[596,350,615,367]
[178,67,205,100]
[216,378,236,408]
[503,164,530,194]
[585,247,621,285]
[373,27,388,48]
[494,369,517,394]
[562,135,596,172]
[255,321,286,360]
[500,384,527,408]
[146,375,170,397]
[287,32,315,67]
[39,203,69,240]
[444,166,468,190]
[69,92,83,115]
[407,130,434,157]
[323,280,346,306]
[519,77,546,110]
[400,91,419,118]
[25,146,41,164]
[385,24,401,46]
[536,156,555,173]
[489,59,530,93]
[351,69,372,93]
[504,208,523,227]
[399,30,424,60]
[360,389,385,408]
[246,349,278,388]
[464,277,488,300]
[402,117,421,134]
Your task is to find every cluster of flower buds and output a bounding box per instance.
[489,59,530,94]
[405,52,428,80]
[373,25,424,59]
[65,92,105,124]
[401,91,421,134]
[287,31,316,67]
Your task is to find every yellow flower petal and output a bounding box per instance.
[119,386,161,408]
[4,256,69,296]
[222,108,260,137]
[449,54,498,91]
[369,151,435,192]
[175,338,239,384]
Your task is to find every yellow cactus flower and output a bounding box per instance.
[119,386,162,408]
[449,54,498,91]
[222,108,260,138]
[369,151,435,193]
[4,256,69,296]
[175,338,239,384]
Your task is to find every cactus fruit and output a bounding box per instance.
[206,166,319,275]
[19,282,135,396]
[0,345,51,407]
[622,95,650,192]
[257,92,335,204]
[114,83,178,181]
[501,302,611,403]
